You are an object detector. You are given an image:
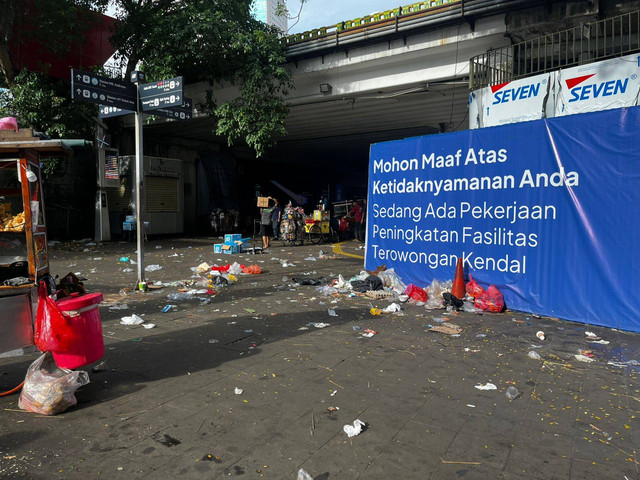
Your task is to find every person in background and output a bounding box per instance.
[260,197,274,251]
[349,201,363,242]
[360,199,367,242]
[271,198,283,240]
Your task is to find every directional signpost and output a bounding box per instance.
[139,77,183,111]
[153,97,193,120]
[71,69,192,288]
[71,69,137,111]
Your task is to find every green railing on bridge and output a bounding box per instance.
[470,9,640,90]
[285,0,460,45]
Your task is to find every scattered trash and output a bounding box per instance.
[588,339,610,345]
[370,307,382,316]
[429,324,462,335]
[607,359,639,367]
[244,308,256,313]
[382,303,401,313]
[244,329,254,333]
[208,339,219,344]
[145,264,163,272]
[343,419,366,438]
[195,262,211,274]
[476,334,487,338]
[505,386,520,400]
[585,331,599,338]
[19,352,89,415]
[91,361,107,373]
[330,390,337,396]
[308,322,329,329]
[297,469,314,480]
[474,284,505,312]
[362,329,377,337]
[467,404,476,408]
[234,387,243,395]
[475,383,497,391]
[119,256,130,262]
[327,308,337,317]
[162,305,173,313]
[120,314,144,325]
[328,406,339,412]
[536,331,545,341]
[527,351,542,360]
[574,354,595,363]
[442,292,464,309]
[352,326,361,331]
[122,268,134,273]
[142,323,156,329]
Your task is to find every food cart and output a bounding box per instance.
[303,208,332,244]
[0,131,70,357]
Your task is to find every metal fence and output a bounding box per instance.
[470,10,640,90]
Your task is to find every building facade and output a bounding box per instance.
[252,0,288,33]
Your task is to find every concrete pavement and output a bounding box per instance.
[1,238,638,479]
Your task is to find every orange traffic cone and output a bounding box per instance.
[451,257,465,299]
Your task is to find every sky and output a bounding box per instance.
[287,0,409,34]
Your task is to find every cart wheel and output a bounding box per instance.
[309,224,323,244]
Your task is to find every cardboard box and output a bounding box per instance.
[214,243,222,253]
[225,233,242,243]
[257,196,270,208]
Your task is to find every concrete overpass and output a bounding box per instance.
[116,0,621,232]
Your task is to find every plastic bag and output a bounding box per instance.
[425,279,452,309]
[228,262,244,275]
[377,268,406,292]
[242,264,262,274]
[18,352,89,415]
[405,284,428,302]
[34,290,80,353]
[474,284,505,312]
[465,274,484,298]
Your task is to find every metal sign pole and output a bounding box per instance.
[131,71,146,288]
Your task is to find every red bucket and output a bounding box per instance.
[52,293,104,369]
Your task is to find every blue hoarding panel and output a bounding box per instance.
[366,107,640,331]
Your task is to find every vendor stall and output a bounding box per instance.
[0,132,70,357]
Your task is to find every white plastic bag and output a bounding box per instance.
[19,352,89,415]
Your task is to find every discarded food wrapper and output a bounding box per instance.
[429,324,462,335]
[362,329,377,338]
[588,339,610,345]
[145,264,163,272]
[328,406,339,412]
[527,351,542,360]
[574,354,595,363]
[475,382,497,391]
[536,331,545,341]
[370,307,381,316]
[327,308,338,317]
[142,323,156,329]
[234,387,244,395]
[382,303,401,313]
[343,419,366,438]
[162,305,173,313]
[120,314,144,325]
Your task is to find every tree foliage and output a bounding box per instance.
[110,0,293,156]
[0,0,294,156]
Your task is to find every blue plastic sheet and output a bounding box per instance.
[365,107,640,331]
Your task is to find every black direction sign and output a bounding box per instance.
[71,69,137,110]
[153,97,193,120]
[99,105,134,119]
[139,76,183,112]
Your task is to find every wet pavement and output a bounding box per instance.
[1,237,639,479]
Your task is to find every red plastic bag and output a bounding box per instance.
[465,274,484,298]
[211,264,231,272]
[405,284,428,302]
[474,284,504,312]
[242,265,262,274]
[34,291,80,353]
